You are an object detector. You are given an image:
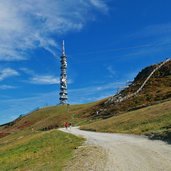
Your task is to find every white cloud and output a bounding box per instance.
[90,0,108,12]
[0,0,108,61]
[29,75,74,85]
[0,85,17,90]
[30,75,60,85]
[0,68,19,81]
[20,67,35,75]
[19,67,73,85]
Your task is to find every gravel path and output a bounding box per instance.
[59,127,171,171]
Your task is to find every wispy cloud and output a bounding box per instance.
[106,66,116,77]
[131,23,171,39]
[19,68,35,75]
[69,81,125,100]
[30,75,60,85]
[29,75,74,85]
[19,67,73,85]
[114,23,171,60]
[131,23,171,50]
[0,0,108,61]
[0,68,19,81]
[90,0,108,12]
[0,85,17,90]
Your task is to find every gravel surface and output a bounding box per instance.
[64,145,107,171]
[60,127,171,171]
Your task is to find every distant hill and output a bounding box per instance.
[88,59,171,119]
[134,59,171,82]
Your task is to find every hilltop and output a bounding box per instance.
[0,102,101,137]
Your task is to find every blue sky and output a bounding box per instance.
[0,0,171,124]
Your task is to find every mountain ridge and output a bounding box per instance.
[88,59,171,119]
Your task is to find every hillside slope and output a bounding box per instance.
[87,59,171,119]
[0,129,84,170]
[0,101,106,138]
[81,99,171,143]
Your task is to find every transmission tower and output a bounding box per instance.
[59,40,68,104]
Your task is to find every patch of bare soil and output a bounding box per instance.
[64,145,107,171]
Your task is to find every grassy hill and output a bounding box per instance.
[87,60,171,119]
[81,99,171,143]
[0,60,170,138]
[0,102,103,170]
[0,59,170,170]
[0,101,104,137]
[1,99,171,170]
[0,100,108,170]
[1,60,170,136]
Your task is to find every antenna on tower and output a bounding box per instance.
[62,40,65,56]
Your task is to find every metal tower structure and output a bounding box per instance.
[59,40,68,104]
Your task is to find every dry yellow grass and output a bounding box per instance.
[81,100,171,141]
[0,101,102,136]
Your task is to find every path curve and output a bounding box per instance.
[60,127,171,171]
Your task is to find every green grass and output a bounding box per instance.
[1,93,171,170]
[0,101,102,170]
[0,130,84,171]
[3,101,101,134]
[81,100,171,139]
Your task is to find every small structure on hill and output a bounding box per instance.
[59,40,68,105]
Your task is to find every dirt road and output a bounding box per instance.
[59,127,171,171]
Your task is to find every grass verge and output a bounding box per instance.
[81,100,171,142]
[0,130,84,171]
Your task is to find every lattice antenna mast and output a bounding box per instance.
[59,40,68,104]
